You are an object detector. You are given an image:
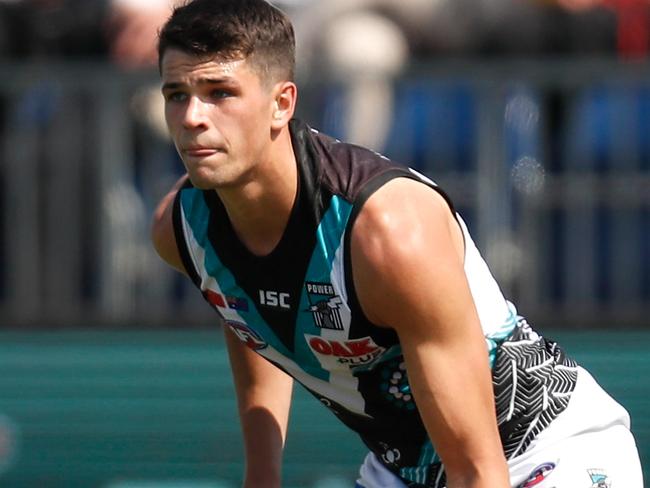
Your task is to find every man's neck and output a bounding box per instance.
[216,130,297,257]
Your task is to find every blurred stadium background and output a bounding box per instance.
[0,0,648,486]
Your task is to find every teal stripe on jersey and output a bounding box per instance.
[180,188,211,252]
[293,196,353,379]
[398,439,440,485]
[486,307,517,367]
[400,465,429,485]
[179,189,292,358]
[417,439,439,467]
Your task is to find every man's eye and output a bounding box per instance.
[165,92,187,102]
[211,89,232,100]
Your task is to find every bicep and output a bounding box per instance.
[351,179,471,334]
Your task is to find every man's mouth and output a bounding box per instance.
[184,147,221,157]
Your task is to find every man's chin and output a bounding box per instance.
[187,172,238,191]
[187,177,217,190]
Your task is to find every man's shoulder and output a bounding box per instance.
[292,118,396,164]
[291,119,412,202]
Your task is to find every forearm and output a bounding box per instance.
[401,335,510,488]
[239,402,286,487]
[239,381,293,487]
[224,327,293,487]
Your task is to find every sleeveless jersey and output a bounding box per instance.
[172,119,578,487]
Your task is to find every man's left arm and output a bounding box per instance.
[350,178,510,488]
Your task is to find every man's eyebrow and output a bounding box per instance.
[161,77,237,91]
[161,82,184,91]
[200,77,237,85]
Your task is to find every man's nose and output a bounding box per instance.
[182,96,209,129]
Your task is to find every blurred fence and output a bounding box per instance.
[0,60,648,328]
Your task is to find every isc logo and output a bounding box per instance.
[259,290,291,309]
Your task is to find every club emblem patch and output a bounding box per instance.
[588,469,611,488]
[226,321,267,350]
[305,282,344,330]
[520,462,556,487]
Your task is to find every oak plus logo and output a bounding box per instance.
[305,282,343,330]
[305,335,385,367]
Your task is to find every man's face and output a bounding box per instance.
[161,48,277,190]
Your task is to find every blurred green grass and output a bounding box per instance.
[0,329,646,487]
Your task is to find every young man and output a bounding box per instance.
[151,1,643,487]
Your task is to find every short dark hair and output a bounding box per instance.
[158,0,295,85]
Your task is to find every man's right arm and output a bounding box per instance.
[224,329,294,488]
[150,175,294,487]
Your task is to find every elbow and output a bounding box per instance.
[149,196,184,273]
[150,207,167,254]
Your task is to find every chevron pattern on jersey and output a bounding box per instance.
[493,319,578,459]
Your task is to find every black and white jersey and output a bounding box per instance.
[172,119,577,487]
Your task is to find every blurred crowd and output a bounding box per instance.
[0,0,647,326]
[0,0,172,67]
[0,0,645,64]
[0,0,646,158]
[0,0,645,150]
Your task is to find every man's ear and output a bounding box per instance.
[270,81,298,130]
